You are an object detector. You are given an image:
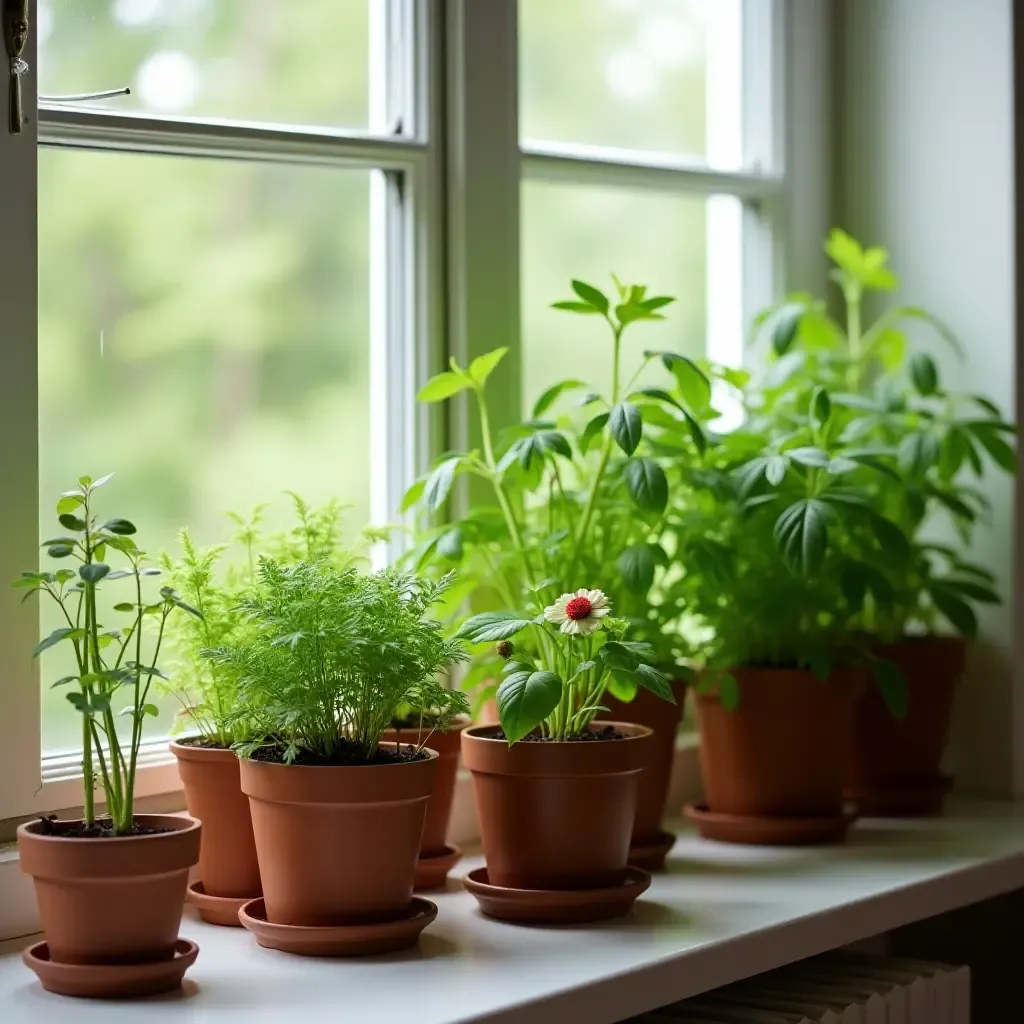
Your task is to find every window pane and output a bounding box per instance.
[38,150,371,752]
[522,180,713,413]
[520,0,742,166]
[39,0,370,129]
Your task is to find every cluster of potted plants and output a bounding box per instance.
[13,233,1015,997]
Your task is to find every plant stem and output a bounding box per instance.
[846,287,863,390]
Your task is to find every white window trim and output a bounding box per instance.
[1,0,829,825]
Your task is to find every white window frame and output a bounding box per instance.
[0,0,827,826]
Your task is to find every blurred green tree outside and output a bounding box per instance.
[36,0,712,749]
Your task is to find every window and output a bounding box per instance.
[0,0,791,823]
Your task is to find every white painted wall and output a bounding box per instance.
[838,0,1017,794]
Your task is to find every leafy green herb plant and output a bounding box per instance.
[210,561,469,764]
[14,475,198,834]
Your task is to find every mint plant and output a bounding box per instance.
[13,475,197,834]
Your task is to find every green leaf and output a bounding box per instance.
[609,401,643,456]
[400,477,426,513]
[635,663,674,702]
[552,300,601,314]
[32,627,75,658]
[50,675,80,689]
[599,641,640,672]
[765,455,787,486]
[497,670,563,743]
[624,458,669,514]
[579,412,610,454]
[469,347,508,385]
[898,432,941,476]
[417,372,470,403]
[787,446,831,469]
[774,498,829,576]
[58,513,87,532]
[653,352,712,411]
[910,352,939,396]
[872,659,908,719]
[101,519,137,536]
[617,544,660,594]
[79,563,110,584]
[930,586,978,637]
[455,611,534,644]
[143,703,159,717]
[570,280,609,314]
[810,387,831,428]
[941,578,1000,604]
[532,379,585,418]
[965,422,1016,473]
[424,456,461,512]
[91,473,114,489]
[56,495,83,515]
[771,302,804,356]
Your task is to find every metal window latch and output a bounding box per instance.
[3,0,28,135]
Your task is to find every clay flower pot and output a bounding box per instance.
[381,717,469,855]
[847,635,966,815]
[600,680,687,850]
[17,814,201,966]
[170,740,261,900]
[239,747,437,926]
[694,668,864,843]
[461,722,654,890]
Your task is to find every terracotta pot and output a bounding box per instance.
[696,667,864,819]
[381,717,469,855]
[170,740,260,899]
[239,746,437,927]
[461,722,653,890]
[17,814,201,966]
[599,681,687,844]
[848,636,966,813]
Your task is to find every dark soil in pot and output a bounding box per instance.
[461,721,653,890]
[600,679,688,844]
[171,739,261,900]
[239,744,437,927]
[17,813,201,967]
[382,716,469,856]
[696,667,864,821]
[848,635,965,814]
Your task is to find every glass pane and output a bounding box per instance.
[39,150,371,752]
[520,0,742,166]
[522,180,733,415]
[39,0,370,129]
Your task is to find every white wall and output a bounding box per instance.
[838,0,1016,795]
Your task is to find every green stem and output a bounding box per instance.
[846,288,863,391]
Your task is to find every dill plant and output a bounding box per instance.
[211,560,469,764]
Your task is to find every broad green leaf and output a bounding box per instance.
[424,456,461,512]
[774,498,829,576]
[79,563,110,584]
[417,371,470,403]
[579,412,610,454]
[599,641,640,672]
[810,387,831,428]
[400,477,426,513]
[605,674,638,702]
[497,670,562,743]
[32,627,75,658]
[56,495,83,515]
[609,401,643,456]
[929,586,978,637]
[966,422,1016,473]
[770,302,804,356]
[652,352,712,411]
[436,527,464,560]
[58,513,86,532]
[898,432,941,476]
[910,352,939,396]
[571,280,610,314]
[624,458,669,514]
[455,611,534,644]
[635,663,674,702]
[617,544,659,594]
[872,660,908,719]
[765,456,787,486]
[787,446,831,469]
[824,228,864,275]
[469,347,508,385]
[101,518,137,536]
[532,379,585,418]
[940,577,1000,604]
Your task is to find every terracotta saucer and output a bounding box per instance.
[685,804,855,846]
[23,938,198,999]
[845,774,952,817]
[463,866,651,924]
[628,829,677,871]
[238,897,437,956]
[187,880,258,928]
[414,843,462,891]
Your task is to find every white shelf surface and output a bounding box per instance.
[3,799,1024,1023]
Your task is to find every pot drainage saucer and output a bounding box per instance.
[463,867,651,925]
[238,897,437,956]
[845,774,952,817]
[685,803,855,846]
[414,843,462,891]
[628,829,676,871]
[187,880,258,928]
[23,938,198,999]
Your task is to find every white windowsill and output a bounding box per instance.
[3,798,1024,1023]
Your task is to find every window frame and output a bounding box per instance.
[0,0,824,824]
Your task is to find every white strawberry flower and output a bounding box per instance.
[543,588,611,636]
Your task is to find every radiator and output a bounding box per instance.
[632,953,971,1023]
